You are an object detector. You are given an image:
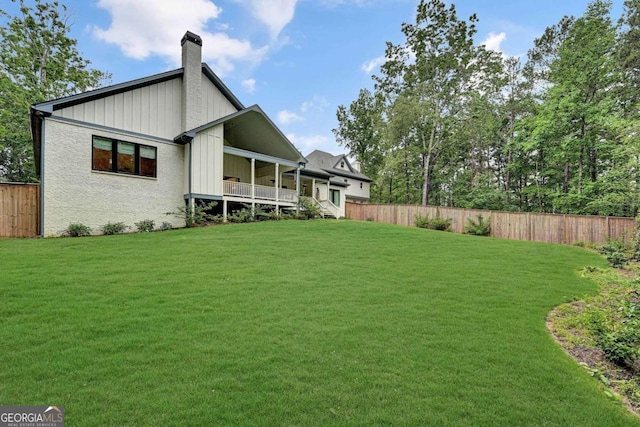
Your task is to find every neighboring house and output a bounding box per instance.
[297,150,371,218]
[30,31,306,236]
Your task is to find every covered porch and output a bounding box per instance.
[174,105,306,220]
[222,145,301,216]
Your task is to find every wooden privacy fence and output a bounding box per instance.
[345,202,636,245]
[0,183,40,238]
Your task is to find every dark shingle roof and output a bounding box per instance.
[303,150,371,182]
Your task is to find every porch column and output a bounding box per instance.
[275,163,279,202]
[312,179,316,200]
[223,199,228,222]
[296,167,301,211]
[251,158,255,200]
[327,180,330,203]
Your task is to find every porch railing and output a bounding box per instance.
[223,180,298,203]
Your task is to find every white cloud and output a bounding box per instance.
[300,95,329,113]
[235,0,298,39]
[287,133,332,152]
[278,110,304,125]
[241,78,256,93]
[92,0,268,77]
[481,32,507,54]
[361,56,385,74]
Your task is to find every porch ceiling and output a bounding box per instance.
[182,105,305,164]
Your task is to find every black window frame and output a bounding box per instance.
[92,136,157,178]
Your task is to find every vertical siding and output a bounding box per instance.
[191,125,223,196]
[56,79,183,139]
[201,78,239,123]
[223,154,251,182]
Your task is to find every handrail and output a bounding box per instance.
[223,180,298,203]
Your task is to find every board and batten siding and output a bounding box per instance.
[190,125,224,196]
[223,154,251,183]
[202,78,239,123]
[42,119,186,236]
[57,79,183,140]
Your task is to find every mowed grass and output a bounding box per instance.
[0,220,638,426]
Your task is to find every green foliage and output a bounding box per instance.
[134,219,155,233]
[0,0,110,181]
[334,0,640,216]
[414,211,452,231]
[584,286,640,368]
[598,238,630,267]
[298,196,321,219]
[464,215,491,236]
[167,201,219,227]
[631,216,640,261]
[61,222,91,237]
[160,222,173,231]
[226,208,253,224]
[100,222,128,235]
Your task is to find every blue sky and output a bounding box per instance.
[2,0,626,155]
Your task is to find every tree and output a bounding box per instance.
[0,0,110,181]
[379,1,504,205]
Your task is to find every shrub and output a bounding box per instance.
[167,201,218,227]
[101,222,128,235]
[297,197,321,219]
[366,217,374,222]
[414,213,430,229]
[598,238,630,268]
[607,252,629,268]
[135,219,155,232]
[464,215,491,236]
[62,223,92,237]
[429,217,452,231]
[632,216,640,262]
[414,212,452,232]
[585,288,640,368]
[160,222,173,231]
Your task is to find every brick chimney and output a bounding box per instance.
[181,31,202,132]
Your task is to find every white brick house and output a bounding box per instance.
[31,32,306,236]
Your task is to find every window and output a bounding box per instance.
[330,189,340,206]
[92,136,157,178]
[340,161,344,168]
[360,182,363,189]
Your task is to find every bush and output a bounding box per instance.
[607,252,629,268]
[414,213,430,228]
[599,238,630,268]
[585,287,640,368]
[464,215,491,236]
[167,201,219,227]
[297,197,321,219]
[62,223,92,237]
[160,222,173,231]
[101,222,128,235]
[414,212,452,232]
[633,216,640,262]
[135,219,155,232]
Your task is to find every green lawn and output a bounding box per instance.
[1,220,638,426]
